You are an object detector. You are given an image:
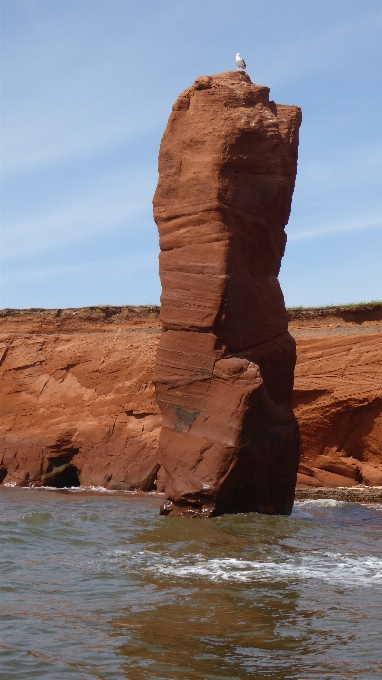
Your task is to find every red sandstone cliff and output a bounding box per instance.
[292,306,382,488]
[0,306,381,491]
[0,307,162,489]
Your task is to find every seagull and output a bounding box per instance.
[236,53,246,71]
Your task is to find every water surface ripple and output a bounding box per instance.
[1,487,382,679]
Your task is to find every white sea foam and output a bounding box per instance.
[294,499,345,509]
[161,553,382,585]
[69,485,116,494]
[5,484,127,494]
[107,549,382,588]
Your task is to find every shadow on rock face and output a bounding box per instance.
[0,466,7,484]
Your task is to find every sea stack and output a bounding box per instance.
[153,71,302,517]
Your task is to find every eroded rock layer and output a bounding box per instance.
[293,329,382,488]
[1,307,381,492]
[153,71,302,517]
[0,307,162,490]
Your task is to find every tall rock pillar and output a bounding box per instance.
[153,71,302,517]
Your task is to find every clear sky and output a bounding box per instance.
[1,0,381,309]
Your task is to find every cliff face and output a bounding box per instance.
[153,71,302,517]
[0,307,162,490]
[293,325,382,488]
[0,307,381,491]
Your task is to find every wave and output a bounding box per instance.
[113,549,382,588]
[294,498,345,509]
[1,483,164,496]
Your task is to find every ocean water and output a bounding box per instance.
[1,487,382,680]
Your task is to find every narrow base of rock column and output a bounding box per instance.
[155,333,300,518]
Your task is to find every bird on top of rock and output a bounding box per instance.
[236,53,246,71]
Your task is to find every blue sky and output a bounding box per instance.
[1,0,381,309]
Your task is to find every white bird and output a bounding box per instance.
[236,53,246,70]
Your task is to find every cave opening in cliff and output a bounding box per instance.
[51,464,80,488]
[45,456,80,488]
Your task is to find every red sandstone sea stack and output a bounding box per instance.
[153,71,302,517]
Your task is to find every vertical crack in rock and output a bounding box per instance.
[153,70,302,517]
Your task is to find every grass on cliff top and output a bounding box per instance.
[287,300,382,318]
[1,301,382,318]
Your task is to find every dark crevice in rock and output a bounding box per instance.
[0,346,10,368]
[107,464,160,493]
[0,466,8,484]
[125,410,154,418]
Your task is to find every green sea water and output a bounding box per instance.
[1,486,382,679]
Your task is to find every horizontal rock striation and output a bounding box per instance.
[153,71,302,517]
[292,328,382,488]
[0,307,381,491]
